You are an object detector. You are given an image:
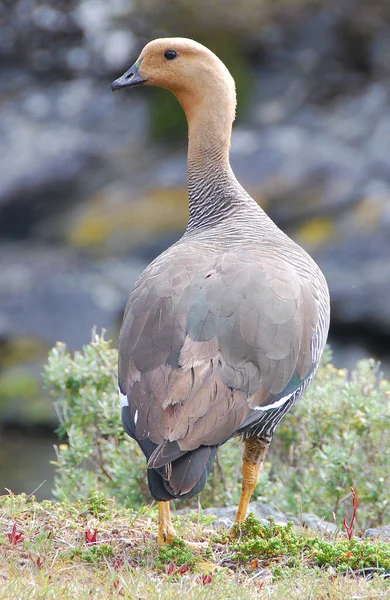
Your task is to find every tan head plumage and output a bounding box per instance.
[112,37,237,133]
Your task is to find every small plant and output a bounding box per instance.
[343,487,359,540]
[231,514,390,576]
[198,573,213,585]
[256,353,390,528]
[44,334,390,527]
[69,543,114,563]
[7,524,23,545]
[86,491,110,520]
[85,529,98,545]
[156,537,196,570]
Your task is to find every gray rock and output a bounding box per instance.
[211,517,234,530]
[0,243,145,348]
[0,79,148,240]
[301,512,338,534]
[315,228,390,334]
[248,501,298,525]
[200,502,298,529]
[1,0,135,79]
[181,503,339,533]
[363,526,390,541]
[202,505,238,524]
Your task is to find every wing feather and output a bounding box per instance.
[119,243,320,462]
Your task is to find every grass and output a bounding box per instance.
[1,493,389,599]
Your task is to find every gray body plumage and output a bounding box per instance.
[119,161,330,501]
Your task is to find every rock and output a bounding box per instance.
[1,0,135,79]
[201,505,238,527]
[363,526,390,541]
[0,243,145,349]
[0,79,148,240]
[198,502,298,529]
[301,513,338,534]
[211,517,234,530]
[248,501,299,526]
[314,225,390,334]
[180,503,339,533]
[0,1,146,241]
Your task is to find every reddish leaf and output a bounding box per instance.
[113,579,120,589]
[166,562,177,575]
[179,564,189,575]
[112,557,124,570]
[200,573,212,585]
[36,556,43,569]
[7,524,23,545]
[85,529,97,545]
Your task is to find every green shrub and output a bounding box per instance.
[258,353,390,528]
[43,334,147,508]
[44,333,390,527]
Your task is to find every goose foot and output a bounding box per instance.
[157,501,176,545]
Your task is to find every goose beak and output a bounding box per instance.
[111,59,147,91]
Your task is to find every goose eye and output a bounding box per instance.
[164,50,177,61]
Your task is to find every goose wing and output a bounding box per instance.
[119,244,319,463]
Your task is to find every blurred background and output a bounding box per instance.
[1,0,390,500]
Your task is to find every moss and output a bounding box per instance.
[0,337,52,422]
[84,492,112,520]
[67,187,188,252]
[296,217,336,247]
[156,537,196,569]
[68,544,114,563]
[231,514,390,575]
[0,372,40,404]
[0,337,48,370]
[149,87,188,142]
[0,369,54,424]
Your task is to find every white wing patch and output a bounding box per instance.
[118,387,128,407]
[252,392,293,412]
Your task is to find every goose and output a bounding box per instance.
[112,38,330,545]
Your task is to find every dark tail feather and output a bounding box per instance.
[147,440,187,469]
[122,406,217,501]
[167,446,212,495]
[148,445,217,501]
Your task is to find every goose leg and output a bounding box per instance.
[157,501,176,545]
[234,438,269,524]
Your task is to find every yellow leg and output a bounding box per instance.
[157,501,176,546]
[235,460,261,522]
[234,438,269,525]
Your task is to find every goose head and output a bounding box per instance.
[111,37,236,124]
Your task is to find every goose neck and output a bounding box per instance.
[185,108,242,231]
